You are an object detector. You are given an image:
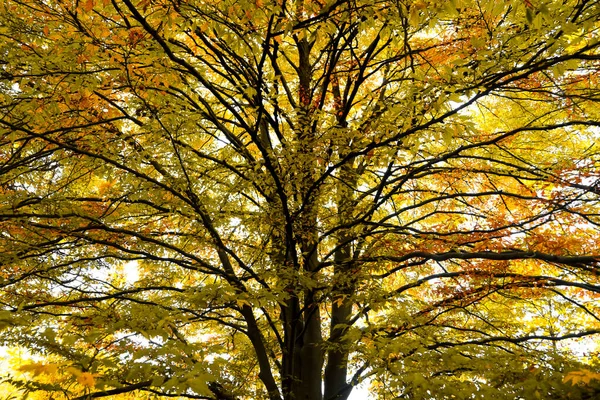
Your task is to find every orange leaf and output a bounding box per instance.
[84,0,94,11]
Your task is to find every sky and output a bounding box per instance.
[349,382,372,399]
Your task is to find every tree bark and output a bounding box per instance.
[324,162,357,400]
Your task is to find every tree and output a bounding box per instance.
[1,0,600,398]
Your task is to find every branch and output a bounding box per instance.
[361,250,599,268]
[72,380,153,400]
[428,329,600,350]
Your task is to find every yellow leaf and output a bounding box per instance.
[17,362,58,376]
[408,7,420,27]
[66,366,81,377]
[334,295,347,307]
[236,298,250,308]
[187,378,212,396]
[77,372,96,388]
[413,0,427,9]
[564,369,600,385]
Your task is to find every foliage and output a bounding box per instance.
[1,0,600,399]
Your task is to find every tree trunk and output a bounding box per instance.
[324,162,358,400]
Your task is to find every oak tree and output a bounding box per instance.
[1,0,600,398]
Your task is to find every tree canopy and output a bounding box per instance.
[1,0,600,398]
